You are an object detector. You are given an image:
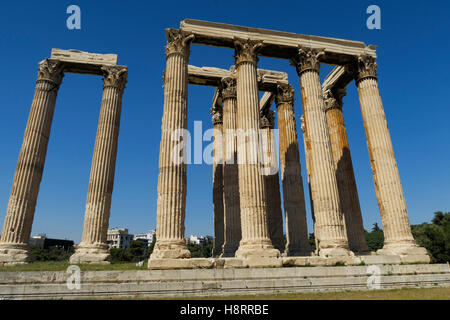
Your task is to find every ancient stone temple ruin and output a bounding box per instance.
[0,49,128,265]
[0,20,430,268]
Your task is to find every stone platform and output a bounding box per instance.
[0,264,448,300]
[147,254,430,270]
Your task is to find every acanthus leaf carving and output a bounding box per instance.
[356,55,378,82]
[290,47,324,75]
[37,59,64,87]
[211,104,223,125]
[233,38,264,66]
[220,76,237,100]
[275,83,295,106]
[102,66,128,91]
[165,29,195,60]
[260,108,275,129]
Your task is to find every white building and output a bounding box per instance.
[188,235,204,245]
[133,229,155,248]
[107,228,133,249]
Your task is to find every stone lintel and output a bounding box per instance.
[212,87,222,107]
[49,48,118,75]
[260,92,275,111]
[188,65,288,91]
[213,87,273,112]
[322,65,355,93]
[180,20,377,65]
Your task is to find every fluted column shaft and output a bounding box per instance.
[211,106,224,256]
[0,59,63,264]
[276,84,311,256]
[355,56,424,256]
[221,78,242,257]
[70,66,128,263]
[300,116,318,253]
[150,30,194,260]
[260,109,285,253]
[234,39,279,259]
[324,89,368,253]
[291,48,350,257]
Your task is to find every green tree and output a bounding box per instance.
[364,223,384,252]
[412,211,450,263]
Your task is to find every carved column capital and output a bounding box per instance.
[260,108,275,129]
[290,47,324,75]
[211,105,223,125]
[165,29,195,60]
[275,83,295,106]
[101,66,128,91]
[324,88,346,112]
[356,55,378,83]
[220,77,237,100]
[37,59,64,88]
[233,38,264,66]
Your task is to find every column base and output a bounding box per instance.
[284,247,312,257]
[235,240,280,259]
[220,241,240,258]
[212,246,223,257]
[150,239,191,259]
[377,241,430,263]
[69,244,111,264]
[0,243,34,265]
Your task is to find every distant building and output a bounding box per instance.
[187,235,202,245]
[29,234,74,251]
[107,228,133,249]
[133,229,155,248]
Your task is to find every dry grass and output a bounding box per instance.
[0,260,148,272]
[191,287,450,300]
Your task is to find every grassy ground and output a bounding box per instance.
[179,287,450,300]
[0,260,148,272]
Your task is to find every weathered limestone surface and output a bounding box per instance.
[70,66,128,264]
[276,84,311,256]
[260,108,285,253]
[0,59,63,265]
[2,264,447,299]
[187,65,288,91]
[50,48,117,75]
[355,55,428,259]
[233,39,280,261]
[291,47,351,257]
[220,77,241,257]
[300,116,318,253]
[324,88,368,253]
[180,19,377,64]
[149,29,194,263]
[211,103,224,256]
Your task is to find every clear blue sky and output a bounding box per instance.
[0,1,448,243]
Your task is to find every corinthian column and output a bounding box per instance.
[220,77,242,257]
[211,104,224,256]
[356,55,427,258]
[276,84,311,256]
[70,66,128,264]
[291,48,351,257]
[260,108,285,253]
[150,29,194,261]
[324,89,368,253]
[233,39,280,260]
[0,59,63,265]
